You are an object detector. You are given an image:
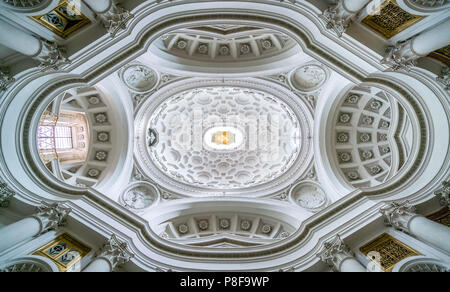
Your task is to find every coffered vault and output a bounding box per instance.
[0,0,448,272]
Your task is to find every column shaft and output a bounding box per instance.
[343,0,371,13]
[0,20,41,56]
[0,217,41,252]
[83,0,111,14]
[409,216,450,253]
[82,258,112,272]
[412,19,450,55]
[340,257,367,272]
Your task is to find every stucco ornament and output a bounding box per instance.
[290,64,328,92]
[290,182,328,211]
[120,63,158,93]
[120,182,159,211]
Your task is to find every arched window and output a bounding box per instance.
[38,110,89,164]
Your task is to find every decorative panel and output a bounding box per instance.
[360,233,421,272]
[32,233,91,272]
[31,0,91,39]
[426,207,450,227]
[362,0,424,38]
[428,45,450,66]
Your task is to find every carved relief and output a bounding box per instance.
[120,182,160,211]
[120,63,158,93]
[289,181,328,212]
[289,64,328,92]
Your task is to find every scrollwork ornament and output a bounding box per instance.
[379,201,420,233]
[317,235,355,271]
[0,66,15,92]
[0,182,15,208]
[97,2,134,38]
[320,0,356,37]
[434,180,450,209]
[96,234,134,271]
[436,66,449,91]
[382,39,420,71]
[34,40,71,71]
[31,201,71,235]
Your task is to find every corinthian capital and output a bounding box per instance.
[434,180,450,209]
[31,201,71,235]
[436,67,449,91]
[317,235,354,271]
[0,181,15,208]
[34,40,71,71]
[380,201,420,233]
[320,0,357,37]
[97,2,134,38]
[0,66,15,92]
[97,234,134,271]
[382,39,421,71]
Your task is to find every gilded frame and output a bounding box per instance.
[32,233,91,272]
[362,0,424,39]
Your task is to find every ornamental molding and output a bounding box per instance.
[402,0,450,13]
[382,39,421,71]
[434,180,450,209]
[317,235,355,271]
[0,67,15,93]
[96,2,134,38]
[0,180,15,208]
[320,0,363,37]
[96,234,134,271]
[31,201,72,235]
[379,201,420,233]
[436,66,449,91]
[34,40,71,72]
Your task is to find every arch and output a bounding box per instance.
[392,256,450,272]
[0,255,60,272]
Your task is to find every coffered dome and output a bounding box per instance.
[134,78,313,197]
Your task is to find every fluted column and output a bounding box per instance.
[0,201,71,253]
[317,235,366,272]
[382,18,450,71]
[0,181,15,207]
[380,201,450,253]
[83,0,133,37]
[321,0,371,37]
[83,234,133,272]
[0,20,70,71]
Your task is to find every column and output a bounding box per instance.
[0,181,15,207]
[83,234,133,272]
[317,235,366,272]
[321,0,371,37]
[382,19,450,71]
[83,0,133,37]
[0,20,70,71]
[380,201,450,253]
[0,201,71,253]
[83,0,111,14]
